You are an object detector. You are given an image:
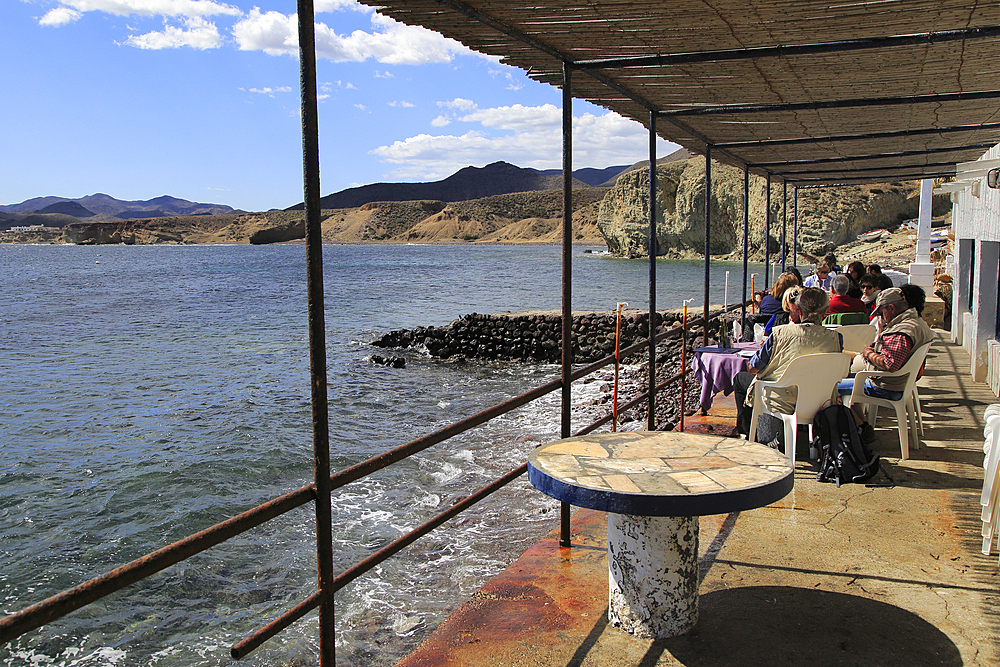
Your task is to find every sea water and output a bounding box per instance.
[0,244,764,666]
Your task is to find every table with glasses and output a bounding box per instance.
[527,430,793,638]
[691,342,759,413]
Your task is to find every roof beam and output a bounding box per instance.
[662,91,1000,118]
[575,24,1000,69]
[788,170,956,185]
[716,121,1000,149]
[773,160,957,178]
[751,143,996,168]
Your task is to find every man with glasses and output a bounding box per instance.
[803,262,835,290]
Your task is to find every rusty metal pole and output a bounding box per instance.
[647,111,657,430]
[703,148,711,348]
[559,60,573,547]
[781,180,788,271]
[793,186,799,267]
[764,172,771,288]
[296,1,335,663]
[741,165,749,334]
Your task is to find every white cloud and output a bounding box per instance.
[372,103,679,180]
[232,9,470,64]
[438,98,477,111]
[315,0,367,12]
[387,100,415,107]
[355,103,368,111]
[123,16,222,49]
[244,86,293,97]
[39,7,83,26]
[43,0,241,20]
[232,8,297,56]
[374,70,393,78]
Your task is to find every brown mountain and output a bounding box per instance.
[292,161,597,210]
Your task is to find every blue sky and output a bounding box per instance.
[3,0,678,212]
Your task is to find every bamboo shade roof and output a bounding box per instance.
[362,0,1000,184]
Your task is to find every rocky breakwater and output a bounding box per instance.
[371,310,712,431]
[371,310,705,364]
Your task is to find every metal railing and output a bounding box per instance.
[0,311,720,660]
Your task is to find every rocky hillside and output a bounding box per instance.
[597,156,952,260]
[299,161,594,210]
[2,189,609,245]
[0,193,236,221]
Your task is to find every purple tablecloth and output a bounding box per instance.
[692,344,756,411]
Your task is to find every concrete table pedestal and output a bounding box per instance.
[528,431,793,638]
[608,513,699,638]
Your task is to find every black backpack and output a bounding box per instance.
[813,403,892,487]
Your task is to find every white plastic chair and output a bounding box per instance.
[980,406,1000,563]
[835,324,876,354]
[748,353,851,465]
[845,342,932,461]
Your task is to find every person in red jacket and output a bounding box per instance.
[826,274,866,315]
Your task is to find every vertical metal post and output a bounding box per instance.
[741,165,749,332]
[647,112,657,431]
[764,172,771,288]
[296,1,334,664]
[781,180,788,271]
[703,148,711,348]
[559,61,573,547]
[793,186,799,267]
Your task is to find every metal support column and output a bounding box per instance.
[296,1,335,664]
[647,111,658,431]
[741,165,749,332]
[764,172,771,288]
[781,180,788,271]
[793,187,799,267]
[560,61,573,546]
[703,148,711,348]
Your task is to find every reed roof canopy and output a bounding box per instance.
[361,0,1000,185]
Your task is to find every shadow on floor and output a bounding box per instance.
[641,586,963,667]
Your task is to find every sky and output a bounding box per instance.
[2,0,679,212]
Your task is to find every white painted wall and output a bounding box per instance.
[950,146,1000,387]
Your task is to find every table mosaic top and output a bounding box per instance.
[527,431,793,516]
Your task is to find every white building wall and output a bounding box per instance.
[951,146,1000,388]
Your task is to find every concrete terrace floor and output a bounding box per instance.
[397,332,1000,667]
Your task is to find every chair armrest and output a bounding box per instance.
[847,369,889,405]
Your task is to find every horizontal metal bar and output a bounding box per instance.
[776,160,957,178]
[788,170,956,185]
[575,369,689,436]
[0,484,318,645]
[325,378,562,493]
[576,24,1000,69]
[232,463,528,659]
[751,142,996,168]
[717,121,1000,149]
[663,89,1000,117]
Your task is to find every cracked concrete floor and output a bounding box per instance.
[398,334,1000,667]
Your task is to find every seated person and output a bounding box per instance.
[837,287,934,443]
[858,274,881,316]
[867,263,894,290]
[764,284,800,335]
[899,283,926,315]
[824,252,843,274]
[734,287,844,440]
[826,274,867,315]
[759,272,800,316]
[845,261,866,298]
[804,262,835,290]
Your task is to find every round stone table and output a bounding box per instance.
[527,430,793,638]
